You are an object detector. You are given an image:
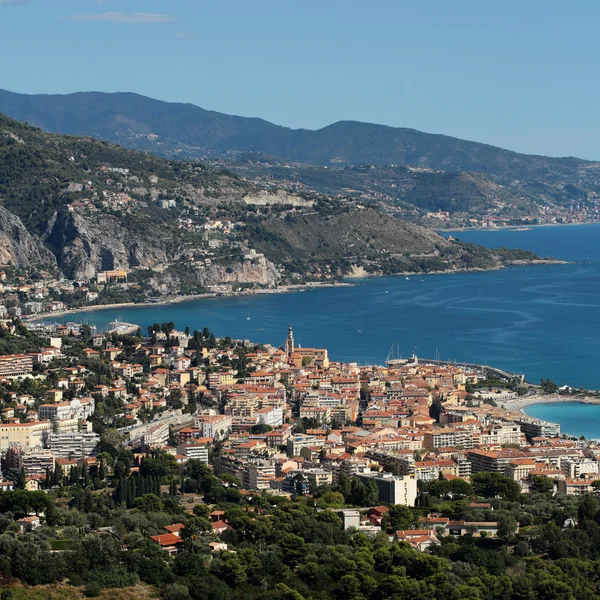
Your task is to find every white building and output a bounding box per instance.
[38,397,95,422]
[177,442,209,464]
[356,472,418,506]
[256,406,283,428]
[45,431,100,459]
[195,415,232,440]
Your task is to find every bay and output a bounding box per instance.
[524,401,600,440]
[57,224,600,389]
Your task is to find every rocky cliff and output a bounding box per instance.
[0,206,56,268]
[45,210,168,279]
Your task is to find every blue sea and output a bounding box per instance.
[524,402,600,440]
[57,224,600,391]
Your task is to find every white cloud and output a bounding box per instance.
[176,31,198,39]
[65,12,178,23]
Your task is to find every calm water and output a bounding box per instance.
[58,224,600,389]
[524,402,600,439]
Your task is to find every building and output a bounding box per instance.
[177,441,209,464]
[5,445,55,476]
[558,478,596,496]
[0,354,33,378]
[561,458,599,479]
[45,431,100,459]
[0,421,51,452]
[245,459,276,490]
[284,325,295,357]
[256,406,283,428]
[356,472,418,506]
[517,418,560,439]
[142,422,170,448]
[423,428,474,450]
[196,415,232,440]
[467,449,521,474]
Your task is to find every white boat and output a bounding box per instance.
[246,313,251,321]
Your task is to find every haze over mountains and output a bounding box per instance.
[0,88,596,183]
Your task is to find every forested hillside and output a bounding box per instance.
[0,114,545,292]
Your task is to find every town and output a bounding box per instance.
[0,314,595,543]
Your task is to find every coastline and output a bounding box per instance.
[25,281,353,324]
[499,394,600,414]
[27,258,565,325]
[439,222,600,233]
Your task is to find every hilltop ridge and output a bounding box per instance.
[0,112,548,301]
[0,88,596,181]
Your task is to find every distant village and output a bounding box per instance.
[0,314,595,552]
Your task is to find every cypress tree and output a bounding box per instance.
[126,478,134,508]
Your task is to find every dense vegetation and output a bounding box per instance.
[0,113,549,286]
[3,461,600,600]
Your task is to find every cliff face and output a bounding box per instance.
[45,210,167,279]
[148,256,280,293]
[209,255,279,287]
[0,206,56,268]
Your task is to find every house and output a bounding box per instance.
[164,523,185,537]
[211,520,229,535]
[209,541,228,553]
[394,529,440,551]
[17,515,40,533]
[150,533,183,555]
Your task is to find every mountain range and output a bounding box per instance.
[0,112,543,294]
[1,88,597,184]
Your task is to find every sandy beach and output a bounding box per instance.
[500,394,600,414]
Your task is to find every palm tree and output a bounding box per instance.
[181,519,211,555]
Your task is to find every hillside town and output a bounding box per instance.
[0,315,596,555]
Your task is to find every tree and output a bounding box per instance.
[387,505,417,531]
[250,423,273,434]
[133,493,163,513]
[365,479,379,506]
[498,515,518,543]
[471,472,521,501]
[348,478,367,506]
[161,584,192,600]
[530,475,554,495]
[181,519,211,555]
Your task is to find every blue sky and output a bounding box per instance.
[1,0,598,159]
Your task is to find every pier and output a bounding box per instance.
[386,354,525,384]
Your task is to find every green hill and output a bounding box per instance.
[0,113,548,293]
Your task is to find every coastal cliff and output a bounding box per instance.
[0,112,553,298]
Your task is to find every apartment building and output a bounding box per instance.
[256,406,283,428]
[177,441,209,464]
[0,354,33,378]
[195,415,233,440]
[0,421,51,451]
[45,431,100,459]
[517,418,561,439]
[356,472,418,506]
[423,428,474,450]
